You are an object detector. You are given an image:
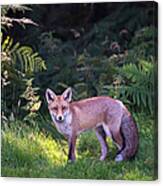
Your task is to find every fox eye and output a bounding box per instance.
[52,107,58,111]
[62,106,67,110]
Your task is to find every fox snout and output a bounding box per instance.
[50,112,66,123]
[56,114,64,122]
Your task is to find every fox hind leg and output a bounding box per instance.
[111,130,124,162]
[95,126,108,161]
[103,123,124,162]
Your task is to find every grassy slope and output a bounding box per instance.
[1,113,157,180]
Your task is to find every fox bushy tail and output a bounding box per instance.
[119,114,139,160]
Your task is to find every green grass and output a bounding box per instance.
[1,113,157,180]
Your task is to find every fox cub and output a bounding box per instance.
[46,87,138,162]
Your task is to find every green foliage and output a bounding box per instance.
[1,5,37,31]
[1,6,46,120]
[35,27,119,100]
[120,60,155,113]
[1,5,31,16]
[34,4,157,115]
[2,36,46,75]
[1,36,46,119]
[105,60,155,113]
[126,26,157,64]
[1,114,157,180]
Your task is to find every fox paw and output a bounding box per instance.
[100,155,107,161]
[67,159,75,164]
[115,154,123,162]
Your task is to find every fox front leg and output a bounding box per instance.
[68,135,77,163]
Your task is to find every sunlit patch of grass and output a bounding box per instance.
[1,113,157,180]
[35,133,67,165]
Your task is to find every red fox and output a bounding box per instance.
[45,87,138,162]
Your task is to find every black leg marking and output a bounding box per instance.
[97,126,107,140]
[67,136,77,162]
[110,129,125,155]
[68,142,73,161]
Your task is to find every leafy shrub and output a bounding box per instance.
[1,5,46,121]
[34,6,157,116]
[104,60,155,114]
[1,3,157,118]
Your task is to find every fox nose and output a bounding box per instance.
[58,116,63,120]
[56,115,64,122]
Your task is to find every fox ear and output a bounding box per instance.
[62,87,72,102]
[45,88,56,104]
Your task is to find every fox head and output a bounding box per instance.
[45,87,72,123]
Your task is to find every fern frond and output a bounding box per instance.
[104,61,155,113]
[1,5,31,16]
[1,16,38,29]
[2,36,46,75]
[1,5,37,30]
[120,61,154,113]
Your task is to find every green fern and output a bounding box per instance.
[1,5,31,16]
[1,5,37,31]
[1,4,45,120]
[102,60,155,114]
[2,36,46,75]
[1,36,46,119]
[120,60,155,113]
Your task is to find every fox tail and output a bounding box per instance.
[118,114,139,160]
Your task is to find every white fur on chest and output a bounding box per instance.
[51,112,72,136]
